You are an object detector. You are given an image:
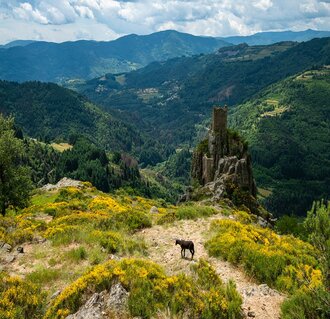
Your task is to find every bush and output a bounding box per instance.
[275,215,307,239]
[281,286,330,319]
[0,273,46,319]
[45,258,243,319]
[100,210,152,232]
[206,220,321,292]
[155,205,217,225]
[99,230,146,255]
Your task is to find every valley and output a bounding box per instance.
[0,26,329,319]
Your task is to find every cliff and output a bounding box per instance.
[191,106,259,212]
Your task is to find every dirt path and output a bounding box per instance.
[139,214,285,319]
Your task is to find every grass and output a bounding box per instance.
[64,246,88,262]
[156,204,219,225]
[26,266,61,286]
[0,184,241,319]
[31,192,58,206]
[50,143,73,152]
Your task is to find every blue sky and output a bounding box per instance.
[0,0,329,44]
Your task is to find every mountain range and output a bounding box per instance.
[0,29,329,83]
[0,34,329,216]
[222,29,330,45]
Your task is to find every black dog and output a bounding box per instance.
[175,239,194,259]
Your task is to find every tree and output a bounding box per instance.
[0,115,32,215]
[304,200,330,288]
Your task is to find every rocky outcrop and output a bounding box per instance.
[191,107,256,200]
[41,177,85,191]
[212,156,257,199]
[66,283,129,319]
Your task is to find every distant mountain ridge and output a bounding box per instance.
[0,40,37,48]
[0,30,229,83]
[222,29,330,45]
[0,29,329,83]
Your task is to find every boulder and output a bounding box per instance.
[2,243,12,253]
[51,290,61,300]
[149,206,159,214]
[106,283,129,311]
[5,255,15,263]
[66,283,129,319]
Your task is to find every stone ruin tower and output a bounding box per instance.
[206,106,228,182]
[191,106,257,199]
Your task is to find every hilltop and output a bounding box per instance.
[0,181,328,318]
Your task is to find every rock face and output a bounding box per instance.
[41,177,85,191]
[66,283,129,319]
[191,107,257,199]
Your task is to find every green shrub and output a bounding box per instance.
[275,215,307,239]
[176,205,216,220]
[101,210,152,232]
[281,286,330,319]
[155,205,218,225]
[65,247,88,262]
[99,231,146,255]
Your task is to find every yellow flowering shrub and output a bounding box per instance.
[0,214,46,246]
[88,196,126,212]
[206,220,322,293]
[43,202,71,217]
[97,230,146,254]
[234,210,257,224]
[45,258,243,319]
[0,273,45,319]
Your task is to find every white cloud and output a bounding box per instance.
[1,0,330,44]
[74,5,94,19]
[13,2,49,24]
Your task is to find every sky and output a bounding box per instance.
[0,0,329,44]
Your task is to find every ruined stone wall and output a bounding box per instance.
[202,155,214,184]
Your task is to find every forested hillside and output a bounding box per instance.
[0,80,175,166]
[230,67,330,215]
[77,38,330,150]
[0,81,143,152]
[223,29,330,45]
[0,30,229,83]
[1,37,329,216]
[73,38,330,215]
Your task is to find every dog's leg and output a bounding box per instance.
[190,249,194,260]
